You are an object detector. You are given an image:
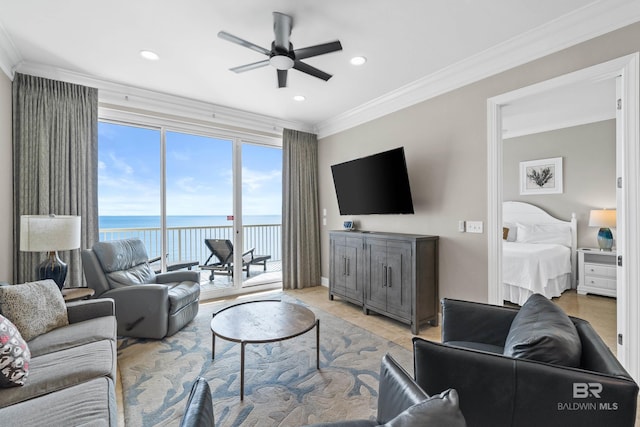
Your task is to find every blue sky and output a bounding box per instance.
[98,122,282,216]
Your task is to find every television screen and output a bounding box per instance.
[331,147,414,215]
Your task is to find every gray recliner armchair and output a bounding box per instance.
[81,238,200,339]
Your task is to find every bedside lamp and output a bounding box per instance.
[20,215,81,289]
[588,209,616,251]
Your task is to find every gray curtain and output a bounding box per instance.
[13,73,99,287]
[282,129,322,289]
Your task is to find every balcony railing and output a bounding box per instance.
[99,224,282,267]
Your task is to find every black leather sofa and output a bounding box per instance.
[413,297,638,427]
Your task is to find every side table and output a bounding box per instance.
[61,287,95,302]
[577,248,617,297]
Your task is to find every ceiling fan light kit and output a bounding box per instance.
[218,11,342,88]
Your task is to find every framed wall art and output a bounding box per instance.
[519,157,563,195]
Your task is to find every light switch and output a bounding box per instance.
[466,221,483,233]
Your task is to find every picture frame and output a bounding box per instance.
[519,157,563,195]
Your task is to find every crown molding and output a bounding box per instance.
[315,0,640,138]
[0,20,21,79]
[14,62,314,137]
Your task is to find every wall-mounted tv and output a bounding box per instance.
[331,147,414,215]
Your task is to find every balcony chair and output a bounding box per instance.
[148,254,199,274]
[199,239,271,281]
[81,238,200,339]
[412,295,638,427]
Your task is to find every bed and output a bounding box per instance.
[502,201,577,305]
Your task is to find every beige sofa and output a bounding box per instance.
[0,297,118,426]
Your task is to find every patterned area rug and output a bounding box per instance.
[117,294,413,426]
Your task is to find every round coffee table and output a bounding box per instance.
[211,300,320,399]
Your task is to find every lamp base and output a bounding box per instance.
[36,251,68,290]
[597,228,614,252]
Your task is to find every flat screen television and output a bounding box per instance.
[331,147,414,215]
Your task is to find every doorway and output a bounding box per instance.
[486,54,640,380]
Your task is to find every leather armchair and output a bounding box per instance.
[81,239,200,339]
[413,298,638,427]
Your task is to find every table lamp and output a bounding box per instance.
[588,209,616,251]
[20,215,81,289]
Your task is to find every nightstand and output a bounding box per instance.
[577,248,617,297]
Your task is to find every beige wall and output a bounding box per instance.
[503,120,616,249]
[0,71,12,282]
[318,22,640,303]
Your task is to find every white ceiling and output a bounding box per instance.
[0,0,638,135]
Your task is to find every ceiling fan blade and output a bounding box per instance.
[218,31,270,56]
[277,69,288,88]
[230,59,270,73]
[294,41,343,60]
[293,60,332,81]
[273,12,292,51]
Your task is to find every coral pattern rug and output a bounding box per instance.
[117,294,413,426]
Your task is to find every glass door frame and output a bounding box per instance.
[99,109,282,298]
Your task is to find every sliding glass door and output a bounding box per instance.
[240,142,283,286]
[98,121,282,297]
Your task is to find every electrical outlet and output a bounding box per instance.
[466,221,483,233]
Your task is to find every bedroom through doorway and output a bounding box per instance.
[487,54,640,380]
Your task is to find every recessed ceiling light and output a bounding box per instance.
[140,50,160,61]
[293,95,306,102]
[350,56,367,66]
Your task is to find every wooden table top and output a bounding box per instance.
[210,300,316,344]
[61,287,95,302]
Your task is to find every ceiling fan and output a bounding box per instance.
[218,12,343,88]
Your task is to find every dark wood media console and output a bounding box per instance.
[329,230,439,334]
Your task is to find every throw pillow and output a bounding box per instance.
[0,314,30,387]
[503,293,581,367]
[0,280,69,341]
[502,227,509,240]
[381,389,466,427]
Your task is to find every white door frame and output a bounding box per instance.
[487,53,640,381]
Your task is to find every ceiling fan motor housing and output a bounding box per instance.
[270,41,295,70]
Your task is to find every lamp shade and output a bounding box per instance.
[588,209,616,228]
[20,215,81,252]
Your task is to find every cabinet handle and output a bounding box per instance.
[346,258,350,276]
[387,266,392,287]
[343,257,347,276]
[383,265,387,287]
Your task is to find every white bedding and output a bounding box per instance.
[503,241,572,303]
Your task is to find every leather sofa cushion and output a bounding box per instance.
[93,239,150,273]
[446,341,504,354]
[106,264,156,288]
[168,282,201,315]
[504,293,581,367]
[381,389,466,427]
[307,389,466,427]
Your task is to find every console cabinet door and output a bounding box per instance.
[330,233,364,304]
[343,237,364,303]
[330,238,347,297]
[366,239,388,312]
[385,241,412,320]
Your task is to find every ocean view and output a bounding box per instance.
[99,215,282,229]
